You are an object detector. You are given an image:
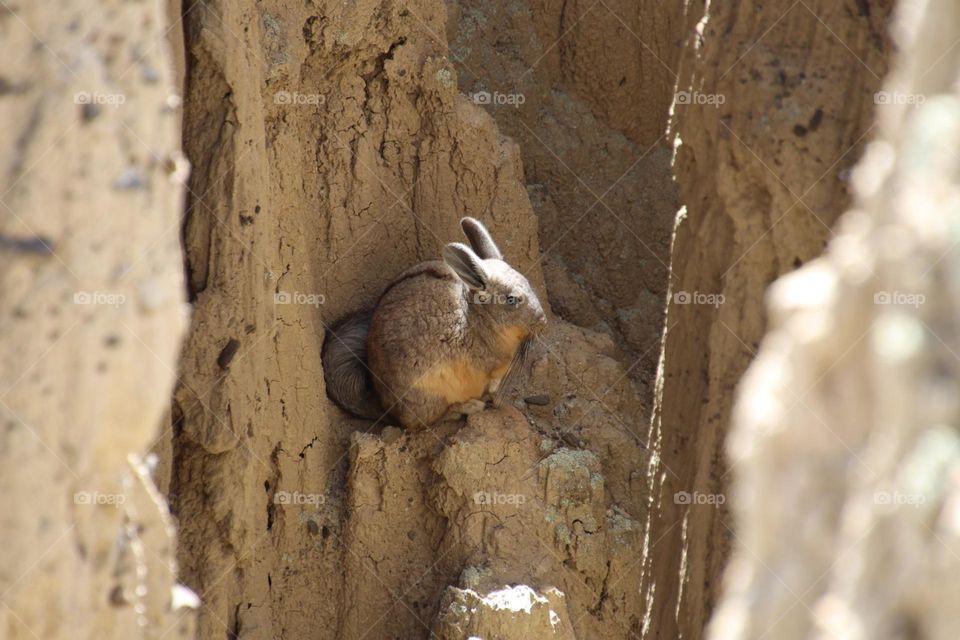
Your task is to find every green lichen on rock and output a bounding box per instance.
[435,67,454,87]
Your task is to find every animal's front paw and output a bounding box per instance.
[457,399,487,415]
[440,399,488,423]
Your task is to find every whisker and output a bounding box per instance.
[493,336,532,407]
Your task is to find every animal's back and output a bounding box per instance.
[368,262,463,377]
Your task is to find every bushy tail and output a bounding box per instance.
[322,310,384,420]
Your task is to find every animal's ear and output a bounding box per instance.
[443,242,489,290]
[460,217,502,260]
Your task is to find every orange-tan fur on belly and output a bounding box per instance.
[415,325,529,403]
[490,324,528,379]
[415,358,489,404]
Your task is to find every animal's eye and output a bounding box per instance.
[506,294,521,306]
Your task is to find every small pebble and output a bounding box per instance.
[524,394,550,406]
[381,426,402,445]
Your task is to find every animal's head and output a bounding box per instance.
[442,217,547,335]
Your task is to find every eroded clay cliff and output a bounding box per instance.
[168,0,657,637]
[643,2,894,637]
[445,0,685,397]
[164,0,909,638]
[0,1,192,638]
[711,0,960,636]
[2,0,925,638]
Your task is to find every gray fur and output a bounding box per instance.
[460,217,503,260]
[442,242,489,290]
[321,310,384,420]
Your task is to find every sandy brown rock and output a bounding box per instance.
[336,424,459,638]
[171,0,544,634]
[298,321,648,639]
[642,2,895,638]
[433,584,576,639]
[0,1,191,638]
[5,0,937,638]
[445,0,684,397]
[711,1,960,637]
[164,1,906,638]
[170,0,657,638]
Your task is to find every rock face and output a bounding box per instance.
[169,1,653,638]
[445,0,684,398]
[164,0,912,637]
[710,0,960,637]
[7,0,948,638]
[0,1,191,638]
[433,584,576,639]
[640,3,894,638]
[3,0,928,637]
[340,390,645,639]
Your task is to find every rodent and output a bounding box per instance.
[322,217,547,430]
